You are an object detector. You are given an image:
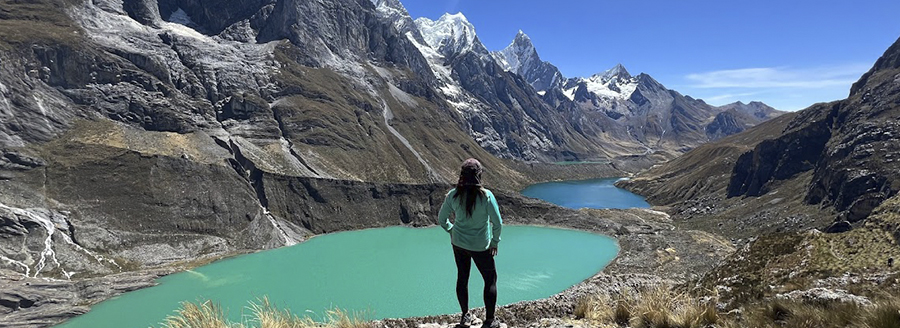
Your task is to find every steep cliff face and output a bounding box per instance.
[409,13,598,161]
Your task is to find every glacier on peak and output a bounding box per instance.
[563,64,639,101]
[414,12,489,57]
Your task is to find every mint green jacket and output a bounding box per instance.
[438,188,502,251]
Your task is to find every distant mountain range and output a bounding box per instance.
[381,5,785,159]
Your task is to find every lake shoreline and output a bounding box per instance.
[520,177,650,210]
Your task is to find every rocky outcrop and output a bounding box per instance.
[726,103,835,197]
[258,0,434,82]
[1,269,167,327]
[445,51,568,160]
[775,288,873,306]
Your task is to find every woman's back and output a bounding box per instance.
[439,187,502,252]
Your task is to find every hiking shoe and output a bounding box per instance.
[457,312,475,327]
[480,320,500,328]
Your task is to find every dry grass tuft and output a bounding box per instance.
[161,300,235,328]
[732,294,900,328]
[246,297,316,328]
[323,308,371,328]
[574,286,717,328]
[863,297,900,328]
[159,297,372,328]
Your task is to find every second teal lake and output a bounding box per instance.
[521,178,650,209]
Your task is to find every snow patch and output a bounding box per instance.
[160,21,210,41]
[563,88,575,101]
[564,76,638,101]
[160,9,212,41]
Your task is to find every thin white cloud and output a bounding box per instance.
[703,92,760,102]
[686,63,871,89]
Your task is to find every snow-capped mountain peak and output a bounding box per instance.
[564,64,638,101]
[513,30,530,44]
[597,63,632,81]
[415,12,488,57]
[490,30,564,92]
[493,30,537,73]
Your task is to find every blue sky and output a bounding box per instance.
[399,0,900,111]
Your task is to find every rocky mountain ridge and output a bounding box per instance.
[372,0,787,162]
[705,101,783,139]
[491,30,565,93]
[485,29,785,157]
[620,35,900,306]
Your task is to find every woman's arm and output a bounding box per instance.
[438,190,454,233]
[488,191,502,248]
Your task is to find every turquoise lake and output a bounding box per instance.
[521,178,650,209]
[56,226,618,328]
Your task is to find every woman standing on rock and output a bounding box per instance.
[438,158,503,328]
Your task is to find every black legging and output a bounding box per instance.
[452,245,497,322]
